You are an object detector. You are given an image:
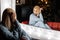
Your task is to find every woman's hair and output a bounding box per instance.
[33,5,40,10]
[33,5,40,12]
[2,8,16,30]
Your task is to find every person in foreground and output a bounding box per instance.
[29,5,51,29]
[0,8,31,40]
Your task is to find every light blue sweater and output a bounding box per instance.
[29,13,51,29]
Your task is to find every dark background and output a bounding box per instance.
[16,0,60,22]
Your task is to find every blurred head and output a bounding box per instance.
[33,5,40,15]
[2,8,16,30]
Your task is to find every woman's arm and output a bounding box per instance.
[21,29,31,40]
[34,21,51,29]
[14,20,31,40]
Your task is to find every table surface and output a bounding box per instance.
[20,23,60,40]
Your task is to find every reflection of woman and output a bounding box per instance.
[0,8,31,40]
[29,5,51,29]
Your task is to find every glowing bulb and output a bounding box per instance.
[45,1,48,4]
[16,0,19,3]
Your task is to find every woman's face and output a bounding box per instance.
[33,8,40,15]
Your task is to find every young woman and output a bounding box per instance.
[0,8,31,40]
[29,5,51,29]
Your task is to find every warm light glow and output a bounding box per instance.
[45,1,48,4]
[41,0,44,2]
[16,0,19,3]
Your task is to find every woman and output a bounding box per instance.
[0,8,31,40]
[29,5,51,29]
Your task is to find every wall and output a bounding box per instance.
[0,0,15,21]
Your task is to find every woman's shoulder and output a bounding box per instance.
[30,13,36,18]
[0,22,5,29]
[30,13,34,15]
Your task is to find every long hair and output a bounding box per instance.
[2,8,16,30]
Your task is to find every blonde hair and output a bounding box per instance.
[2,8,16,30]
[33,5,40,11]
